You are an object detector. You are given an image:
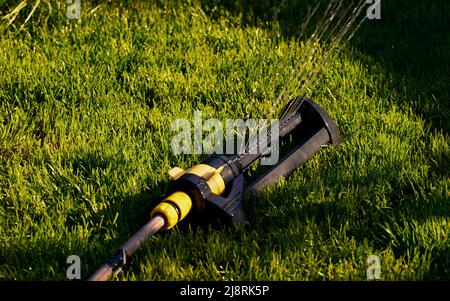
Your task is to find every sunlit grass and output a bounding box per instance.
[0,1,448,280]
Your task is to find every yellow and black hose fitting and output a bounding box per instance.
[150,191,193,229]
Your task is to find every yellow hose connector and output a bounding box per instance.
[154,163,226,230]
[150,191,193,229]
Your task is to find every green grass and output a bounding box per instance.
[0,0,449,280]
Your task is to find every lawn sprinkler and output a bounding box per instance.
[89,96,340,281]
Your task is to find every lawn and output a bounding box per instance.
[0,0,449,280]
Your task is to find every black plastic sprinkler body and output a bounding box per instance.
[88,97,340,281]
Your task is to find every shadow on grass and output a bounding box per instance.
[351,0,449,134]
[241,178,450,279]
[0,149,171,280]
